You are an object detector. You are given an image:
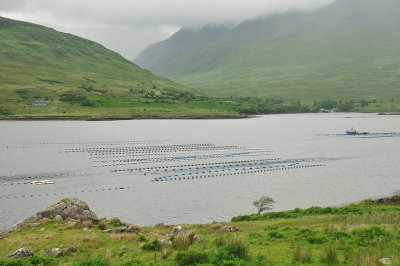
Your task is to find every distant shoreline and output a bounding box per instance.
[1,111,399,121]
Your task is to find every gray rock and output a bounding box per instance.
[4,247,33,259]
[53,214,63,221]
[40,247,63,258]
[39,228,45,232]
[168,226,186,236]
[83,227,90,232]
[113,227,127,233]
[120,245,127,250]
[66,246,76,253]
[103,229,112,233]
[380,258,392,265]
[2,198,98,238]
[127,225,137,233]
[24,214,41,223]
[0,236,4,240]
[222,226,242,232]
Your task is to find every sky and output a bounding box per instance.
[0,0,334,60]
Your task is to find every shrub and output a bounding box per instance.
[320,242,338,264]
[292,245,312,264]
[329,230,351,240]
[137,233,146,242]
[142,239,160,251]
[359,198,377,206]
[29,254,54,265]
[175,250,210,266]
[121,260,143,266]
[173,231,196,251]
[98,221,107,230]
[218,235,249,261]
[352,226,391,247]
[215,234,226,248]
[79,258,110,266]
[268,230,285,239]
[0,259,30,266]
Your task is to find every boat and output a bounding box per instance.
[32,180,54,185]
[346,127,369,135]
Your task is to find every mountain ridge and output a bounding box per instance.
[135,0,400,102]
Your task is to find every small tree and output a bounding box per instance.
[253,196,276,214]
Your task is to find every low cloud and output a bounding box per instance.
[0,0,334,59]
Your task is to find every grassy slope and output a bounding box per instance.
[135,0,400,106]
[1,204,400,265]
[0,16,241,119]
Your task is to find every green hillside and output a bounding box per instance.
[135,0,400,104]
[0,16,241,119]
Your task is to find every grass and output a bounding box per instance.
[0,16,245,119]
[1,203,400,265]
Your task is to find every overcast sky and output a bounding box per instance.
[0,0,334,60]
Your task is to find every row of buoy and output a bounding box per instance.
[109,158,283,173]
[2,140,168,149]
[0,186,132,200]
[140,159,304,175]
[105,151,269,164]
[88,147,265,157]
[66,143,216,152]
[152,164,323,182]
[93,152,275,167]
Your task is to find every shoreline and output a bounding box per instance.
[1,111,399,121]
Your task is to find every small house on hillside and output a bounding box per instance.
[33,99,46,106]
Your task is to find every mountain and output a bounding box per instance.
[0,16,243,119]
[135,0,400,102]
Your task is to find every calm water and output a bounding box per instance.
[1,113,400,229]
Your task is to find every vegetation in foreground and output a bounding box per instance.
[1,197,400,265]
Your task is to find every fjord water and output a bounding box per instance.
[0,113,399,229]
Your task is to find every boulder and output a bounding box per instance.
[103,229,112,233]
[4,247,33,259]
[168,226,186,236]
[113,227,127,233]
[53,215,63,221]
[222,226,242,232]
[3,198,98,237]
[66,246,77,253]
[127,225,137,233]
[380,258,392,265]
[40,247,63,258]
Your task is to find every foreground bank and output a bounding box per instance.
[1,196,400,265]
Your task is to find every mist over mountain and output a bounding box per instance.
[135,0,400,101]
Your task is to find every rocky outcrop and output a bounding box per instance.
[222,226,242,232]
[31,198,98,222]
[40,247,63,258]
[168,226,186,236]
[4,198,98,236]
[4,247,33,259]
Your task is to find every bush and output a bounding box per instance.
[137,233,146,242]
[175,250,210,266]
[352,226,391,247]
[29,254,54,265]
[268,230,285,239]
[142,239,160,251]
[359,198,377,206]
[98,221,107,230]
[320,242,338,264]
[121,260,143,266]
[292,245,312,264]
[0,259,30,266]
[79,258,110,266]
